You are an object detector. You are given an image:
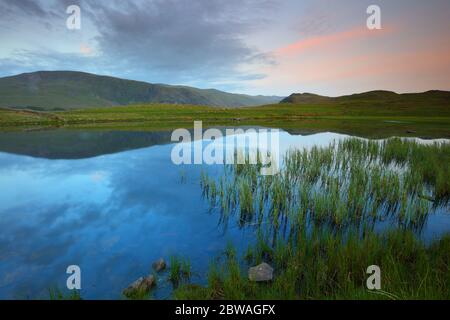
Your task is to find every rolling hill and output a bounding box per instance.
[281,90,450,106]
[0,71,282,110]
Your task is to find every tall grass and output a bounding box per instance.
[175,230,450,299]
[175,137,450,299]
[49,287,82,300]
[169,256,192,286]
[200,137,449,234]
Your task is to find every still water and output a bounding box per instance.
[0,129,448,299]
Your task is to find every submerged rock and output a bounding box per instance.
[123,275,155,297]
[152,258,167,272]
[248,262,274,282]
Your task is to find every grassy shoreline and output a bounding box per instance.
[175,138,450,299]
[174,231,450,300]
[1,102,450,138]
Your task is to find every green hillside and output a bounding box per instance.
[1,90,449,138]
[0,71,281,110]
[281,90,450,107]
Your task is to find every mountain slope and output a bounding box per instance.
[280,93,333,104]
[0,71,282,110]
[281,90,450,105]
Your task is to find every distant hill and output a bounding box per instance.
[281,90,450,105]
[0,71,282,110]
[281,93,333,104]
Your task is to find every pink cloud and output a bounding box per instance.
[276,26,394,57]
[80,43,93,56]
[247,25,450,95]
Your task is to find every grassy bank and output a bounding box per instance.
[1,101,450,138]
[174,231,450,300]
[175,137,450,299]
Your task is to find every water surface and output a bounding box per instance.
[0,129,448,299]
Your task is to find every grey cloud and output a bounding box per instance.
[0,0,69,20]
[0,49,120,78]
[84,0,276,83]
[0,0,277,86]
[0,0,48,17]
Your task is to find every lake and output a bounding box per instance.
[0,129,448,299]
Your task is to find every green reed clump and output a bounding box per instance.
[169,256,191,285]
[169,256,181,284]
[181,259,192,279]
[174,230,450,299]
[238,178,253,216]
[200,137,449,233]
[49,287,82,300]
[378,138,450,202]
[180,137,449,300]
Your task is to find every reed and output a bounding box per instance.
[182,137,450,299]
[169,255,191,285]
[200,137,449,232]
[175,230,450,299]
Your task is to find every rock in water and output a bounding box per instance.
[248,262,274,282]
[152,258,167,272]
[123,275,155,298]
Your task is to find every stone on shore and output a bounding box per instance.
[123,275,155,297]
[248,262,274,282]
[152,258,167,272]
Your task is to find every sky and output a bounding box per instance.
[0,0,449,96]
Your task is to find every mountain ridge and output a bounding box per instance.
[0,71,283,110]
[281,90,450,104]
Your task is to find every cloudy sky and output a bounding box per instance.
[0,0,449,96]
